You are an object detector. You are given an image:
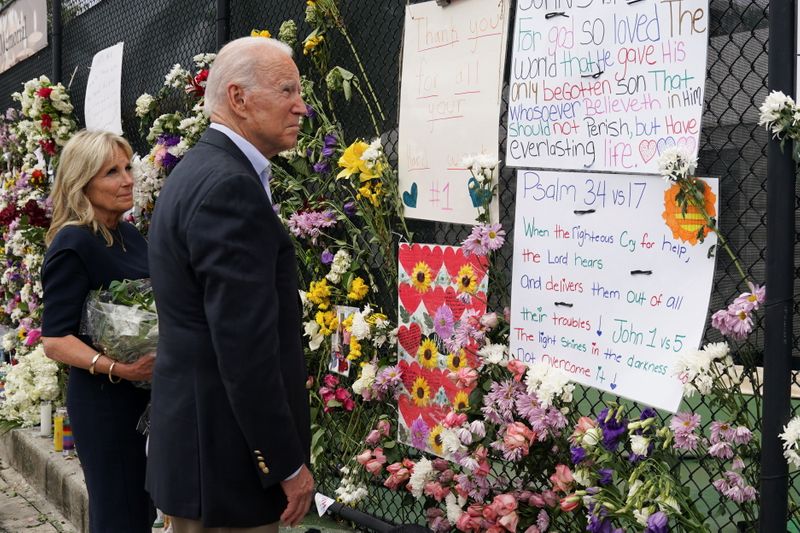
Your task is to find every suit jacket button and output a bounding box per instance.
[258,461,267,470]
[254,450,262,455]
[257,455,265,461]
[262,466,270,474]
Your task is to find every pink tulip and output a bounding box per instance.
[559,494,580,512]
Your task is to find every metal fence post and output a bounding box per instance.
[760,1,796,531]
[216,0,229,50]
[50,0,61,83]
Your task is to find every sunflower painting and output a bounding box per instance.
[397,243,489,457]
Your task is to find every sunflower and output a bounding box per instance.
[428,424,444,454]
[410,261,432,293]
[456,264,478,294]
[417,338,439,369]
[411,376,431,407]
[453,390,470,411]
[447,349,467,372]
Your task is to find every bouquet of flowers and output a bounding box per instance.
[80,278,158,364]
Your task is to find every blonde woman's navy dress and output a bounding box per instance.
[41,223,155,532]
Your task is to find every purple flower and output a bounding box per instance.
[639,407,658,421]
[343,201,356,217]
[286,209,337,244]
[598,468,613,486]
[305,104,316,118]
[712,471,758,503]
[321,249,334,265]
[321,133,338,157]
[710,421,735,444]
[733,282,765,312]
[645,511,669,533]
[587,505,615,533]
[597,407,628,452]
[481,379,523,425]
[433,304,454,339]
[410,416,430,449]
[536,510,549,531]
[670,412,701,451]
[570,446,586,464]
[708,441,735,460]
[157,133,181,147]
[313,160,330,174]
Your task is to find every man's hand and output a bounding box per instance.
[279,464,314,527]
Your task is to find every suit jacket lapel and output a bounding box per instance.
[197,128,262,187]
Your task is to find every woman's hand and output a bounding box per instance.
[114,352,156,382]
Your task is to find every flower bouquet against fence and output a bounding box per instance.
[80,278,158,365]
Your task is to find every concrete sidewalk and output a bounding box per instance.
[0,428,354,533]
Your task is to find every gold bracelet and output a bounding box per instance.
[88,353,102,375]
[108,361,121,384]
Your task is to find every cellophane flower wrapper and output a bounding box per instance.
[79,279,158,364]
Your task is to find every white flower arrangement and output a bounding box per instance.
[407,457,434,498]
[326,249,351,284]
[673,342,733,397]
[524,361,574,407]
[0,345,62,426]
[657,147,698,182]
[780,416,800,468]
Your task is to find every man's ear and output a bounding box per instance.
[226,83,248,118]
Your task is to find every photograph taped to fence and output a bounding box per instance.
[509,170,719,412]
[506,0,709,173]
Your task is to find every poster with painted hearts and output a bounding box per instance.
[397,243,489,456]
[505,0,708,173]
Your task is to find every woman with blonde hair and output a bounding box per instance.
[42,129,155,532]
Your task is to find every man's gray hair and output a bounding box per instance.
[204,37,294,118]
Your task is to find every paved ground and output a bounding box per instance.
[0,457,76,533]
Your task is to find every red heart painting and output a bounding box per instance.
[398,283,423,315]
[398,395,448,429]
[398,243,444,279]
[420,285,446,316]
[397,322,421,356]
[443,286,466,321]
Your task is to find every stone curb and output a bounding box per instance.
[0,427,354,533]
[0,427,87,532]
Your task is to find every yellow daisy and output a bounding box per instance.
[447,349,467,372]
[347,277,369,301]
[411,376,431,407]
[456,264,478,294]
[428,424,444,454]
[410,261,432,293]
[250,29,272,38]
[303,34,324,56]
[417,338,439,369]
[315,310,338,336]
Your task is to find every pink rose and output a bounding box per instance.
[482,505,498,522]
[323,374,339,388]
[541,490,558,507]
[506,359,528,382]
[432,458,449,471]
[335,387,350,402]
[365,458,384,476]
[456,513,482,532]
[550,464,574,493]
[491,493,518,516]
[529,493,545,507]
[497,510,519,532]
[424,481,449,502]
[480,312,499,329]
[365,430,381,446]
[24,329,41,346]
[571,416,598,444]
[356,449,372,465]
[377,419,391,437]
[343,397,355,411]
[450,367,479,389]
[524,527,541,533]
[504,422,535,453]
[444,410,468,428]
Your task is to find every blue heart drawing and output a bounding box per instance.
[403,182,418,208]
[467,177,492,207]
[610,383,617,390]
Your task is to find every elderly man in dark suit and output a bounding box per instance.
[146,36,314,532]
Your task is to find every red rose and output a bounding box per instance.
[36,87,53,98]
[38,139,57,156]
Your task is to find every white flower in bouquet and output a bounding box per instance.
[572,468,591,487]
[351,363,377,396]
[657,147,697,182]
[325,250,351,284]
[408,457,434,498]
[165,64,189,88]
[657,495,681,513]
[445,493,465,524]
[478,341,506,365]
[135,93,155,118]
[633,507,653,527]
[303,320,324,351]
[630,434,651,456]
[780,416,800,468]
[0,345,62,426]
[627,479,645,503]
[2,331,16,352]
[350,310,371,340]
[758,90,794,127]
[192,53,216,69]
[525,361,574,407]
[442,427,465,457]
[360,138,383,167]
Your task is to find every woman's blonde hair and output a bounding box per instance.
[45,130,133,247]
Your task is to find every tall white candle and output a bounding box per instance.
[39,402,52,437]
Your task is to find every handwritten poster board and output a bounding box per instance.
[84,42,124,135]
[0,0,48,74]
[398,0,509,225]
[509,170,718,412]
[505,0,708,173]
[397,244,488,455]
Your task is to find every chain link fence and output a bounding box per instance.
[0,0,796,530]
